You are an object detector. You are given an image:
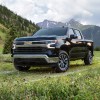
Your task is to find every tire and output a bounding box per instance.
[84,50,93,65]
[56,50,69,72]
[14,65,31,71]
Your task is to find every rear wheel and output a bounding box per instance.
[84,50,93,65]
[56,50,69,72]
[14,65,31,71]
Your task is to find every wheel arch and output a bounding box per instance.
[87,45,94,56]
[60,45,70,54]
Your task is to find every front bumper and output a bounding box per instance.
[13,54,58,64]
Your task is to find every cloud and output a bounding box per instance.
[0,0,100,25]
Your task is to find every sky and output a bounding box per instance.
[0,0,100,25]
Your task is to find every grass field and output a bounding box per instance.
[0,51,100,100]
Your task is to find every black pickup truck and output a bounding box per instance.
[12,27,93,72]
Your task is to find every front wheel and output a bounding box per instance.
[84,50,93,65]
[56,50,69,72]
[14,65,31,71]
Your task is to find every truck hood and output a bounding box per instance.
[15,36,57,41]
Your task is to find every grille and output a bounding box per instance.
[32,41,46,44]
[14,47,47,54]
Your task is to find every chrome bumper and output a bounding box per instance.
[13,54,58,63]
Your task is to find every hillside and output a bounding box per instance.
[82,25,100,46]
[0,23,8,52]
[0,23,7,43]
[0,5,40,53]
[37,19,100,47]
[0,5,39,36]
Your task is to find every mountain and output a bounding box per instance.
[67,19,83,28]
[37,19,83,29]
[82,26,100,47]
[37,19,91,30]
[37,19,100,47]
[37,20,66,28]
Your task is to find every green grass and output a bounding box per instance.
[0,51,100,100]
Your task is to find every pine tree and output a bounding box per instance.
[3,26,17,54]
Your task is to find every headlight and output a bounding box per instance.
[47,40,58,48]
[47,43,56,48]
[87,43,92,46]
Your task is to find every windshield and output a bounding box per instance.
[33,27,68,37]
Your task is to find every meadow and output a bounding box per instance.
[0,51,100,100]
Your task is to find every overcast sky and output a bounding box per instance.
[0,0,100,25]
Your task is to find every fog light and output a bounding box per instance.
[12,44,16,49]
[47,50,52,56]
[66,41,71,45]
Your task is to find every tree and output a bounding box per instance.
[3,26,17,54]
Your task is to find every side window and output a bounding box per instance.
[74,30,82,39]
[68,28,75,38]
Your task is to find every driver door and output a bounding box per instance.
[68,28,82,59]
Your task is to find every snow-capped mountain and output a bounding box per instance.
[37,19,82,28]
[37,19,66,28]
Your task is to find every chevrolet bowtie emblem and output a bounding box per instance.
[24,41,32,45]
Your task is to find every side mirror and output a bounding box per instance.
[70,34,77,39]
